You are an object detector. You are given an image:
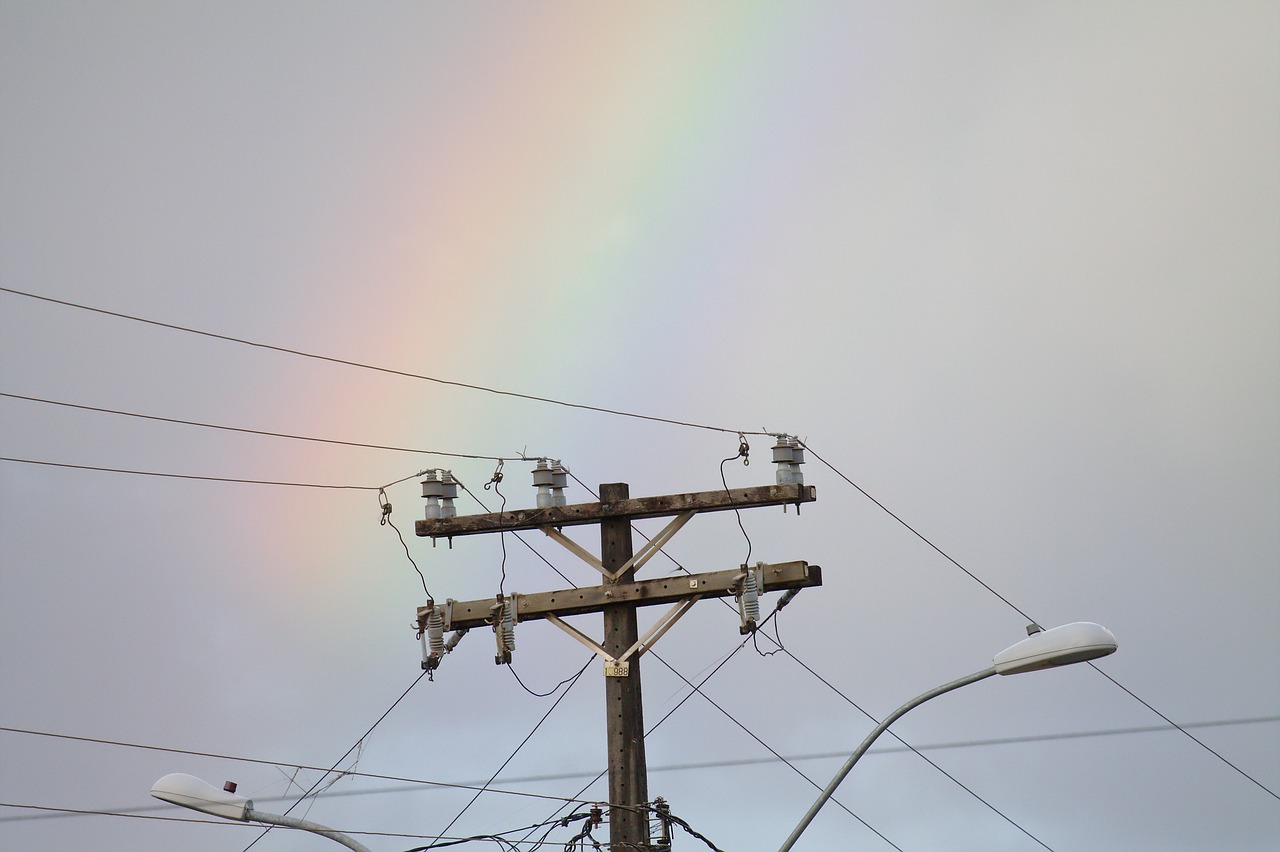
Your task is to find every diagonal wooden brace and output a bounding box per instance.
[544,597,701,677]
[618,511,695,576]
[541,526,608,577]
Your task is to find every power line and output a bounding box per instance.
[800,439,1280,804]
[1087,663,1280,802]
[5,717,1273,825]
[0,725,599,807]
[0,391,536,462]
[800,440,1034,623]
[646,644,905,851]
[241,669,427,852]
[0,802,559,846]
[433,655,593,842]
[0,287,771,437]
[0,456,381,490]
[569,465,1041,847]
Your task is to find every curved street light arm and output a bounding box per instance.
[245,808,374,852]
[778,666,997,852]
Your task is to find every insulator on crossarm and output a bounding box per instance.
[772,436,805,486]
[426,609,445,658]
[502,598,517,651]
[494,596,516,665]
[773,436,797,485]
[550,460,569,507]
[440,471,459,519]
[737,564,762,634]
[422,469,444,519]
[532,459,555,508]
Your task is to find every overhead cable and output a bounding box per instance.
[0,287,770,436]
[0,456,379,491]
[800,439,1280,804]
[0,391,534,462]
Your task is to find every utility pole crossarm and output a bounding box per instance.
[417,561,822,631]
[415,483,816,539]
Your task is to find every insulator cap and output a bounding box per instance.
[531,459,555,487]
[440,471,458,500]
[421,470,445,498]
[551,461,569,489]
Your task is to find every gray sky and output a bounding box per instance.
[2,2,1277,850]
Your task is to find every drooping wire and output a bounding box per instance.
[379,488,431,598]
[719,434,753,566]
[433,656,593,843]
[1,287,772,437]
[659,806,729,852]
[508,656,594,699]
[400,811,601,850]
[455,478,577,588]
[241,669,428,852]
[485,462,511,597]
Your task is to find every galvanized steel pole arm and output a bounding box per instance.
[778,666,998,852]
[245,808,374,852]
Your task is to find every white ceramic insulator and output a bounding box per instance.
[501,600,516,652]
[743,568,761,624]
[426,609,445,657]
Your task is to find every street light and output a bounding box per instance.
[151,773,373,852]
[779,621,1118,851]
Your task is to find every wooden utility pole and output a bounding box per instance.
[599,482,649,845]
[416,481,819,850]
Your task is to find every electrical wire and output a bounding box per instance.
[0,725,625,809]
[799,440,1034,623]
[0,287,771,436]
[0,392,533,462]
[434,656,593,843]
[0,456,380,490]
[0,802,563,846]
[646,644,905,852]
[242,670,428,852]
[718,435,753,566]
[508,656,593,699]
[539,465,1068,848]
[1086,662,1280,802]
[493,474,510,597]
[800,438,1280,803]
[777,641,1052,850]
[455,478,577,588]
[380,488,432,598]
[6,717,1274,827]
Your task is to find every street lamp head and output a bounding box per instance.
[151,773,251,821]
[992,621,1117,676]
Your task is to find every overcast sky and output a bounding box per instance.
[2,2,1277,850]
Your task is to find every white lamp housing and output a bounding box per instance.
[151,773,251,821]
[992,621,1117,675]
